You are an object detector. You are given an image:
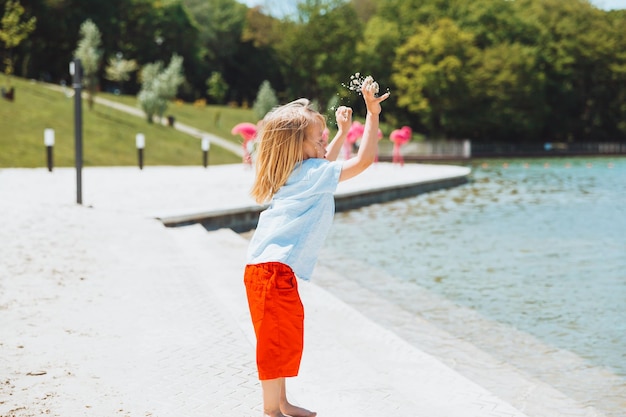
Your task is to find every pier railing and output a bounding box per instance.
[379,140,626,161]
[378,140,471,161]
[471,141,626,157]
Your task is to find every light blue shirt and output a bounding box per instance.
[247,158,343,280]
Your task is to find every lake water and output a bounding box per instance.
[319,156,626,415]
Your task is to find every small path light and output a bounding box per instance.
[136,133,145,170]
[202,135,210,168]
[44,128,55,172]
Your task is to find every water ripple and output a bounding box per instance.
[322,156,626,416]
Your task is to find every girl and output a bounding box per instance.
[244,76,389,417]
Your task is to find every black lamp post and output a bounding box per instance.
[136,133,145,170]
[202,135,210,168]
[44,128,54,172]
[71,59,83,205]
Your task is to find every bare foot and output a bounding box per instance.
[280,402,317,417]
[264,411,288,417]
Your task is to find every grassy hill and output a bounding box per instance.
[0,77,257,168]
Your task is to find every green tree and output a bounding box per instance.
[183,0,246,68]
[355,15,401,107]
[74,19,102,109]
[252,80,278,119]
[138,54,185,123]
[466,43,548,141]
[4,0,198,96]
[275,0,362,107]
[206,71,228,103]
[182,0,249,101]
[351,0,378,22]
[607,10,626,136]
[104,53,138,95]
[0,0,35,87]
[242,6,281,48]
[392,18,478,138]
[237,7,286,104]
[375,0,456,38]
[513,0,624,141]
[448,0,535,48]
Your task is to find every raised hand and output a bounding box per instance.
[361,76,390,116]
[335,105,353,133]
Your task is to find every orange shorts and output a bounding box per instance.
[244,262,304,380]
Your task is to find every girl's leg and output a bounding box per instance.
[262,378,286,417]
[260,377,317,417]
[246,263,313,416]
[279,378,317,417]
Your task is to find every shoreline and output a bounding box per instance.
[314,253,626,417]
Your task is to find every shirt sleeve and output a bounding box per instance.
[304,160,342,195]
[275,159,342,201]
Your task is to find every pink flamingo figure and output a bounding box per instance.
[344,121,364,159]
[322,127,330,148]
[375,128,383,163]
[389,126,412,166]
[231,122,257,165]
[343,122,383,161]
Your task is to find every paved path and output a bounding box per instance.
[93,96,244,157]
[44,82,244,157]
[0,164,611,417]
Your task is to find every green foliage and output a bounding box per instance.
[105,56,138,83]
[206,71,228,104]
[607,10,626,135]
[183,0,246,65]
[356,16,401,99]
[0,0,34,49]
[3,0,626,142]
[105,54,138,94]
[467,43,548,141]
[138,54,185,123]
[351,0,378,22]
[242,5,283,48]
[511,0,626,140]
[274,0,362,107]
[392,18,478,137]
[380,0,626,141]
[74,19,102,109]
[453,0,533,48]
[0,0,35,82]
[252,80,278,120]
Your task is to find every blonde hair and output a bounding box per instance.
[250,98,326,204]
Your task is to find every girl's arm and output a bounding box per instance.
[339,77,389,182]
[325,106,352,162]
